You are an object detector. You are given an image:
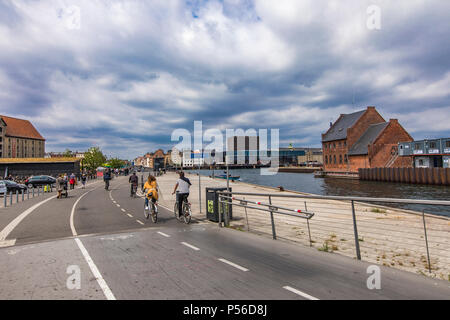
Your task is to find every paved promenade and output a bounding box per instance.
[155,171,450,281]
[0,174,448,299]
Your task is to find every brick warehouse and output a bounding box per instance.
[322,106,413,173]
[0,115,45,158]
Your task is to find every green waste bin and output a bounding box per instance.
[206,187,232,222]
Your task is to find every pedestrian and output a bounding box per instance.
[56,174,65,199]
[81,174,87,189]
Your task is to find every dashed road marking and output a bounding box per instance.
[116,204,120,208]
[283,286,319,300]
[127,214,133,218]
[181,242,200,251]
[121,208,126,212]
[0,239,16,248]
[136,220,144,225]
[218,258,249,272]
[157,231,170,238]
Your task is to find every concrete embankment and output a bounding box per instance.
[152,171,450,281]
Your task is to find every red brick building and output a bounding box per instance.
[322,106,413,173]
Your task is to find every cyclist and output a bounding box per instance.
[129,172,138,197]
[172,171,191,218]
[104,169,111,190]
[143,175,158,211]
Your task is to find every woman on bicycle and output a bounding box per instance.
[143,175,158,210]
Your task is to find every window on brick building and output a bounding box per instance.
[344,154,348,163]
[339,155,342,164]
[344,141,347,147]
[333,155,336,164]
[325,156,328,164]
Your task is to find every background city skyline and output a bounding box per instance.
[1,0,449,159]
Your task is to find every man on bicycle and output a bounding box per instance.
[103,169,111,190]
[172,171,191,218]
[129,172,138,196]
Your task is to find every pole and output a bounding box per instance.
[4,191,6,207]
[351,200,361,260]
[305,201,312,247]
[244,196,250,231]
[226,165,230,192]
[269,196,277,240]
[422,210,432,273]
[198,164,202,214]
[219,196,223,228]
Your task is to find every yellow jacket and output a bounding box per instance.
[143,180,158,200]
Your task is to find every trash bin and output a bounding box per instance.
[206,187,232,222]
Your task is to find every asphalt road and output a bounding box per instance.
[0,175,448,300]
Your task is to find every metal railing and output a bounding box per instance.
[217,191,450,275]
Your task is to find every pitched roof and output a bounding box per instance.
[348,122,389,155]
[0,115,45,140]
[322,109,366,142]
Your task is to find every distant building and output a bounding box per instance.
[398,138,450,168]
[0,115,45,158]
[322,106,413,172]
[297,148,323,166]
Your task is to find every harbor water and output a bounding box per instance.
[195,168,450,217]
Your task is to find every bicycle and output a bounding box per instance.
[130,183,137,197]
[173,192,191,224]
[144,193,158,223]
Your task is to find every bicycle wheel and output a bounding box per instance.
[144,203,150,219]
[151,203,157,223]
[174,202,180,220]
[183,202,191,224]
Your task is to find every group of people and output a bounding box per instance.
[56,173,88,198]
[127,170,191,218]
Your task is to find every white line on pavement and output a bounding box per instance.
[283,286,319,300]
[121,208,126,212]
[116,204,120,207]
[157,231,170,238]
[218,258,249,272]
[70,190,94,236]
[136,220,144,225]
[0,195,57,242]
[127,214,133,218]
[181,242,200,251]
[0,239,16,248]
[74,238,116,300]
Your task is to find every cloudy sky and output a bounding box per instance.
[1,0,449,159]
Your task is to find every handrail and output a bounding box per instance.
[217,191,450,206]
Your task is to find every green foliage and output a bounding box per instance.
[62,149,73,157]
[108,157,126,169]
[83,147,106,171]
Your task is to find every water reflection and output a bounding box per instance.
[196,168,450,216]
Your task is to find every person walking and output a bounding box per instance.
[69,173,76,190]
[81,174,87,189]
[56,174,65,199]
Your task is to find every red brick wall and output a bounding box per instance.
[369,119,413,167]
[392,156,413,168]
[347,107,385,149]
[322,139,350,172]
[349,155,369,171]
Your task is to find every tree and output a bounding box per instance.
[108,158,125,169]
[63,149,73,157]
[83,147,106,171]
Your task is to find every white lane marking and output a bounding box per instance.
[181,242,200,251]
[157,231,170,238]
[74,238,116,300]
[0,239,16,248]
[70,190,94,236]
[113,201,116,204]
[136,220,144,225]
[218,258,249,272]
[127,214,133,218]
[0,195,57,242]
[116,204,120,207]
[121,208,126,212]
[283,286,319,300]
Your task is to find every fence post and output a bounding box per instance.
[16,189,19,203]
[32,187,35,197]
[218,195,223,228]
[351,200,361,260]
[269,196,277,240]
[9,191,12,206]
[22,189,24,202]
[422,210,432,273]
[305,201,312,247]
[243,196,250,231]
[4,191,6,207]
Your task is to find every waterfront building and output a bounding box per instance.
[279,148,307,166]
[0,115,45,158]
[398,138,450,168]
[297,148,323,166]
[322,106,413,173]
[142,149,165,170]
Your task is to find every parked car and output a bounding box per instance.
[3,180,26,192]
[24,175,56,187]
[0,181,7,195]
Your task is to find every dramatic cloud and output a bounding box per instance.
[1,0,449,159]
